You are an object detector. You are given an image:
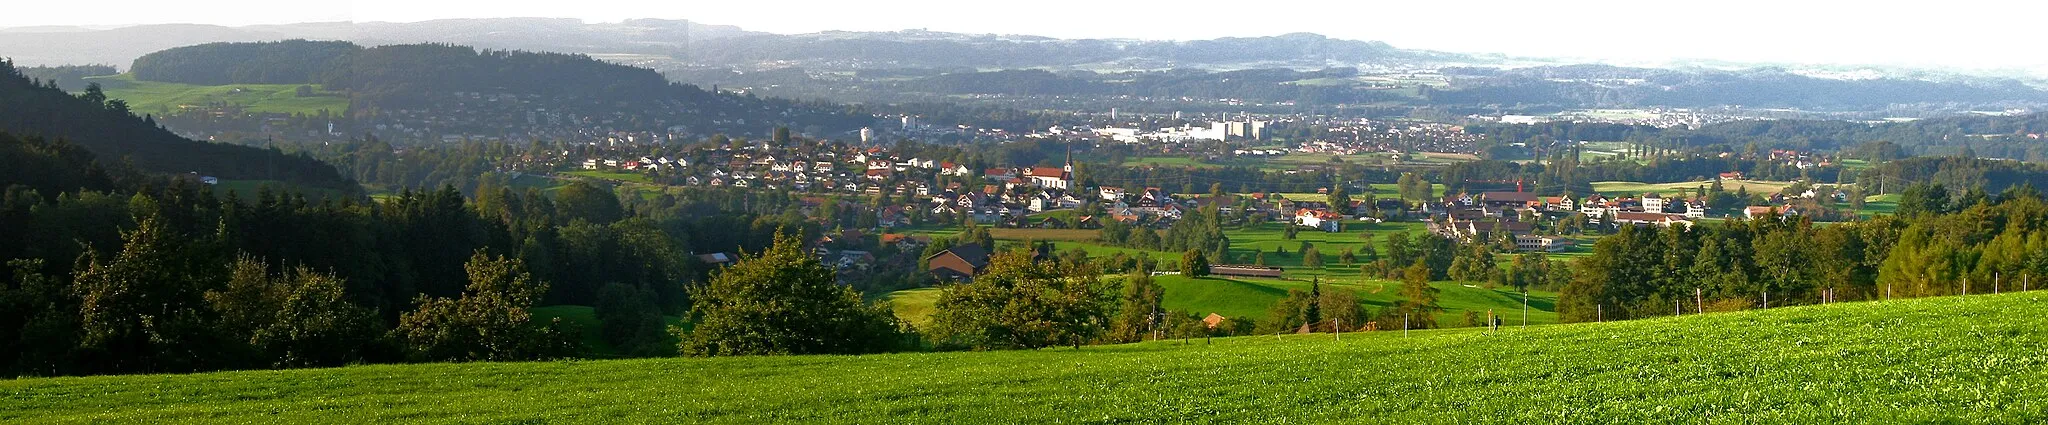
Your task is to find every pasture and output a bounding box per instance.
[1590,179,1792,197]
[86,74,349,116]
[8,293,2044,423]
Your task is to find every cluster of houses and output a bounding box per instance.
[1424,190,1807,252]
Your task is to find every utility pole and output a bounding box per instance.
[1695,287,1703,314]
[1404,313,1409,337]
[1597,304,1603,323]
[1522,291,1529,329]
[1995,273,2001,294]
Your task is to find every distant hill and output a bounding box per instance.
[0,19,738,69]
[8,19,2043,113]
[131,40,359,85]
[684,30,1474,69]
[118,40,872,136]
[0,19,1461,70]
[1433,65,2048,110]
[15,64,117,91]
[0,60,358,193]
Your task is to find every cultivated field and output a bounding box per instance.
[8,293,2044,423]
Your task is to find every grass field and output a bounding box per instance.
[1121,156,1215,168]
[1591,179,1792,197]
[1222,221,1432,277]
[1149,275,1556,325]
[884,288,943,327]
[9,293,2045,423]
[85,74,349,116]
[1859,194,1901,217]
[1366,183,1444,199]
[886,271,1556,327]
[561,169,653,184]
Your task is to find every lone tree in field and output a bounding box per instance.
[1181,249,1210,277]
[927,250,1108,350]
[1392,262,1442,329]
[1107,269,1164,343]
[680,232,903,356]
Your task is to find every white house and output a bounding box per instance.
[1295,209,1343,232]
[1099,186,1126,201]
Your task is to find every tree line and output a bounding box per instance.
[1556,183,2048,322]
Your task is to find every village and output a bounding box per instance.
[551,135,1829,286]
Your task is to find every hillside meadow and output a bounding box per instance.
[85,74,349,116]
[887,275,1558,328]
[5,292,2044,423]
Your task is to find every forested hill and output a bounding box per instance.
[0,60,358,193]
[126,40,871,132]
[130,40,360,85]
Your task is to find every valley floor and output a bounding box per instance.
[5,293,2047,423]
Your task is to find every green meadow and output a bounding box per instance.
[7,292,2044,423]
[85,74,348,116]
[1590,179,1793,197]
[888,274,1556,328]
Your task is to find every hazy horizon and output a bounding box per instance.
[9,0,2048,73]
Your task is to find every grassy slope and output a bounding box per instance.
[1592,180,1792,197]
[1152,275,1558,325]
[1223,221,1431,277]
[560,169,652,183]
[1859,194,1901,218]
[8,293,2046,423]
[86,74,348,116]
[884,288,942,327]
[889,274,1557,327]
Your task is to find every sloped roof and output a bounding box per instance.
[930,243,991,269]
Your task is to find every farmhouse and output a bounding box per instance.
[1436,219,1534,240]
[1478,192,1538,208]
[1745,205,1800,220]
[1613,212,1692,227]
[924,244,991,281]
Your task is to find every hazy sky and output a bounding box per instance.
[10,0,2046,71]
